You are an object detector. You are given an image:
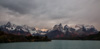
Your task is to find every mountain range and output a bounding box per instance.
[46,23,98,39]
[0,22,46,36]
[0,22,98,39]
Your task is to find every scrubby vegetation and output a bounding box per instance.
[53,31,100,40]
[81,31,100,40]
[0,30,51,43]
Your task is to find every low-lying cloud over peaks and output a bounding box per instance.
[0,0,100,30]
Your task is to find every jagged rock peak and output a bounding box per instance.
[53,23,63,32]
[64,25,69,30]
[6,22,11,25]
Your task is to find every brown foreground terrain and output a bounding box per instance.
[0,30,51,43]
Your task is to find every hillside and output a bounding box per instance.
[0,30,51,43]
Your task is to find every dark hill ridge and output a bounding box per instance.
[80,31,100,40]
[0,30,51,43]
[46,30,65,39]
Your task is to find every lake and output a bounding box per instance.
[0,40,100,49]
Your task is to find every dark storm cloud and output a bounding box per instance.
[0,0,38,14]
[0,0,100,30]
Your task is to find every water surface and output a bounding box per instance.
[0,40,100,49]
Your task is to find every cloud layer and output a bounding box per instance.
[0,0,100,30]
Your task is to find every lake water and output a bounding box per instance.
[0,40,100,49]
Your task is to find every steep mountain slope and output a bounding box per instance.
[0,22,39,36]
[0,22,98,39]
[46,23,98,39]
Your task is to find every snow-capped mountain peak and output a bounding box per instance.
[53,23,63,32]
[75,24,97,31]
[0,22,48,36]
[5,22,11,26]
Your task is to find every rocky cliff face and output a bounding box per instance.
[0,22,98,39]
[46,23,98,39]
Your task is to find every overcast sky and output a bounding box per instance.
[0,0,100,30]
